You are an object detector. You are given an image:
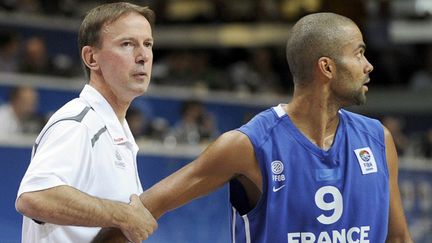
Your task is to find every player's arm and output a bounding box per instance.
[383,126,413,243]
[92,130,260,242]
[16,185,157,243]
[140,130,260,219]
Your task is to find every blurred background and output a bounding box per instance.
[0,0,431,242]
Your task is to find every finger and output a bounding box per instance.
[129,194,140,204]
[150,219,158,231]
[122,230,139,243]
[129,234,140,243]
[142,232,149,241]
[146,227,154,236]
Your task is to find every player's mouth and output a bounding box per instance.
[363,78,370,91]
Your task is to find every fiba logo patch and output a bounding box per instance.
[271,160,284,174]
[359,150,370,162]
[271,160,285,181]
[354,147,377,175]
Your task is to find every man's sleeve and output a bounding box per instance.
[17,120,91,199]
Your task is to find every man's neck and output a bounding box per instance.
[283,93,341,150]
[88,80,129,123]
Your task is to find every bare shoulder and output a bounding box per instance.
[203,130,260,183]
[211,130,253,151]
[204,130,254,163]
[383,125,393,141]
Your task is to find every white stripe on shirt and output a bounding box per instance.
[242,214,251,243]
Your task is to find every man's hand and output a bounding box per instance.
[92,194,158,243]
[121,194,158,243]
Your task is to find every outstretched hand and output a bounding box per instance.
[91,194,157,243]
[122,194,157,243]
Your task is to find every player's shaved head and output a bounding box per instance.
[286,12,357,86]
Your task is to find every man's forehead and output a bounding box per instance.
[102,12,150,33]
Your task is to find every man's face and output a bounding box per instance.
[13,87,38,119]
[331,25,374,107]
[93,12,153,102]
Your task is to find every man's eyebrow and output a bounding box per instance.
[357,43,366,51]
[116,37,154,42]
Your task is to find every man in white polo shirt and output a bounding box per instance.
[15,2,157,243]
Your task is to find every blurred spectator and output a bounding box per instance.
[126,107,150,139]
[229,48,281,94]
[154,51,193,86]
[170,99,218,144]
[189,52,224,90]
[248,48,282,93]
[400,180,416,213]
[39,0,78,16]
[1,0,42,13]
[409,45,432,91]
[417,180,432,213]
[382,116,409,156]
[255,0,279,21]
[0,30,20,72]
[126,106,170,141]
[417,128,432,158]
[17,0,41,13]
[0,85,43,138]
[149,117,170,141]
[19,36,54,75]
[19,36,77,77]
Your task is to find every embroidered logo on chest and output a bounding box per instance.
[271,160,286,192]
[114,150,126,169]
[354,147,377,174]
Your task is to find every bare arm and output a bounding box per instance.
[92,130,260,242]
[140,130,260,219]
[384,127,413,243]
[16,185,157,243]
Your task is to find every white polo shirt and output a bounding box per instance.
[17,85,143,243]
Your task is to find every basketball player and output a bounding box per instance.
[15,3,157,243]
[96,12,413,242]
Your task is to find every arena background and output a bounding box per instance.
[0,0,431,242]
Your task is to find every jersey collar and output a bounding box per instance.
[80,84,135,147]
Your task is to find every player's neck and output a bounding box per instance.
[284,93,340,150]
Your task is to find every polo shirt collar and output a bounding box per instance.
[80,84,134,146]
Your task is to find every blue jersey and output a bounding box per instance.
[231,105,389,243]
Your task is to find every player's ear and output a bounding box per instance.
[318,57,334,80]
[81,46,99,71]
